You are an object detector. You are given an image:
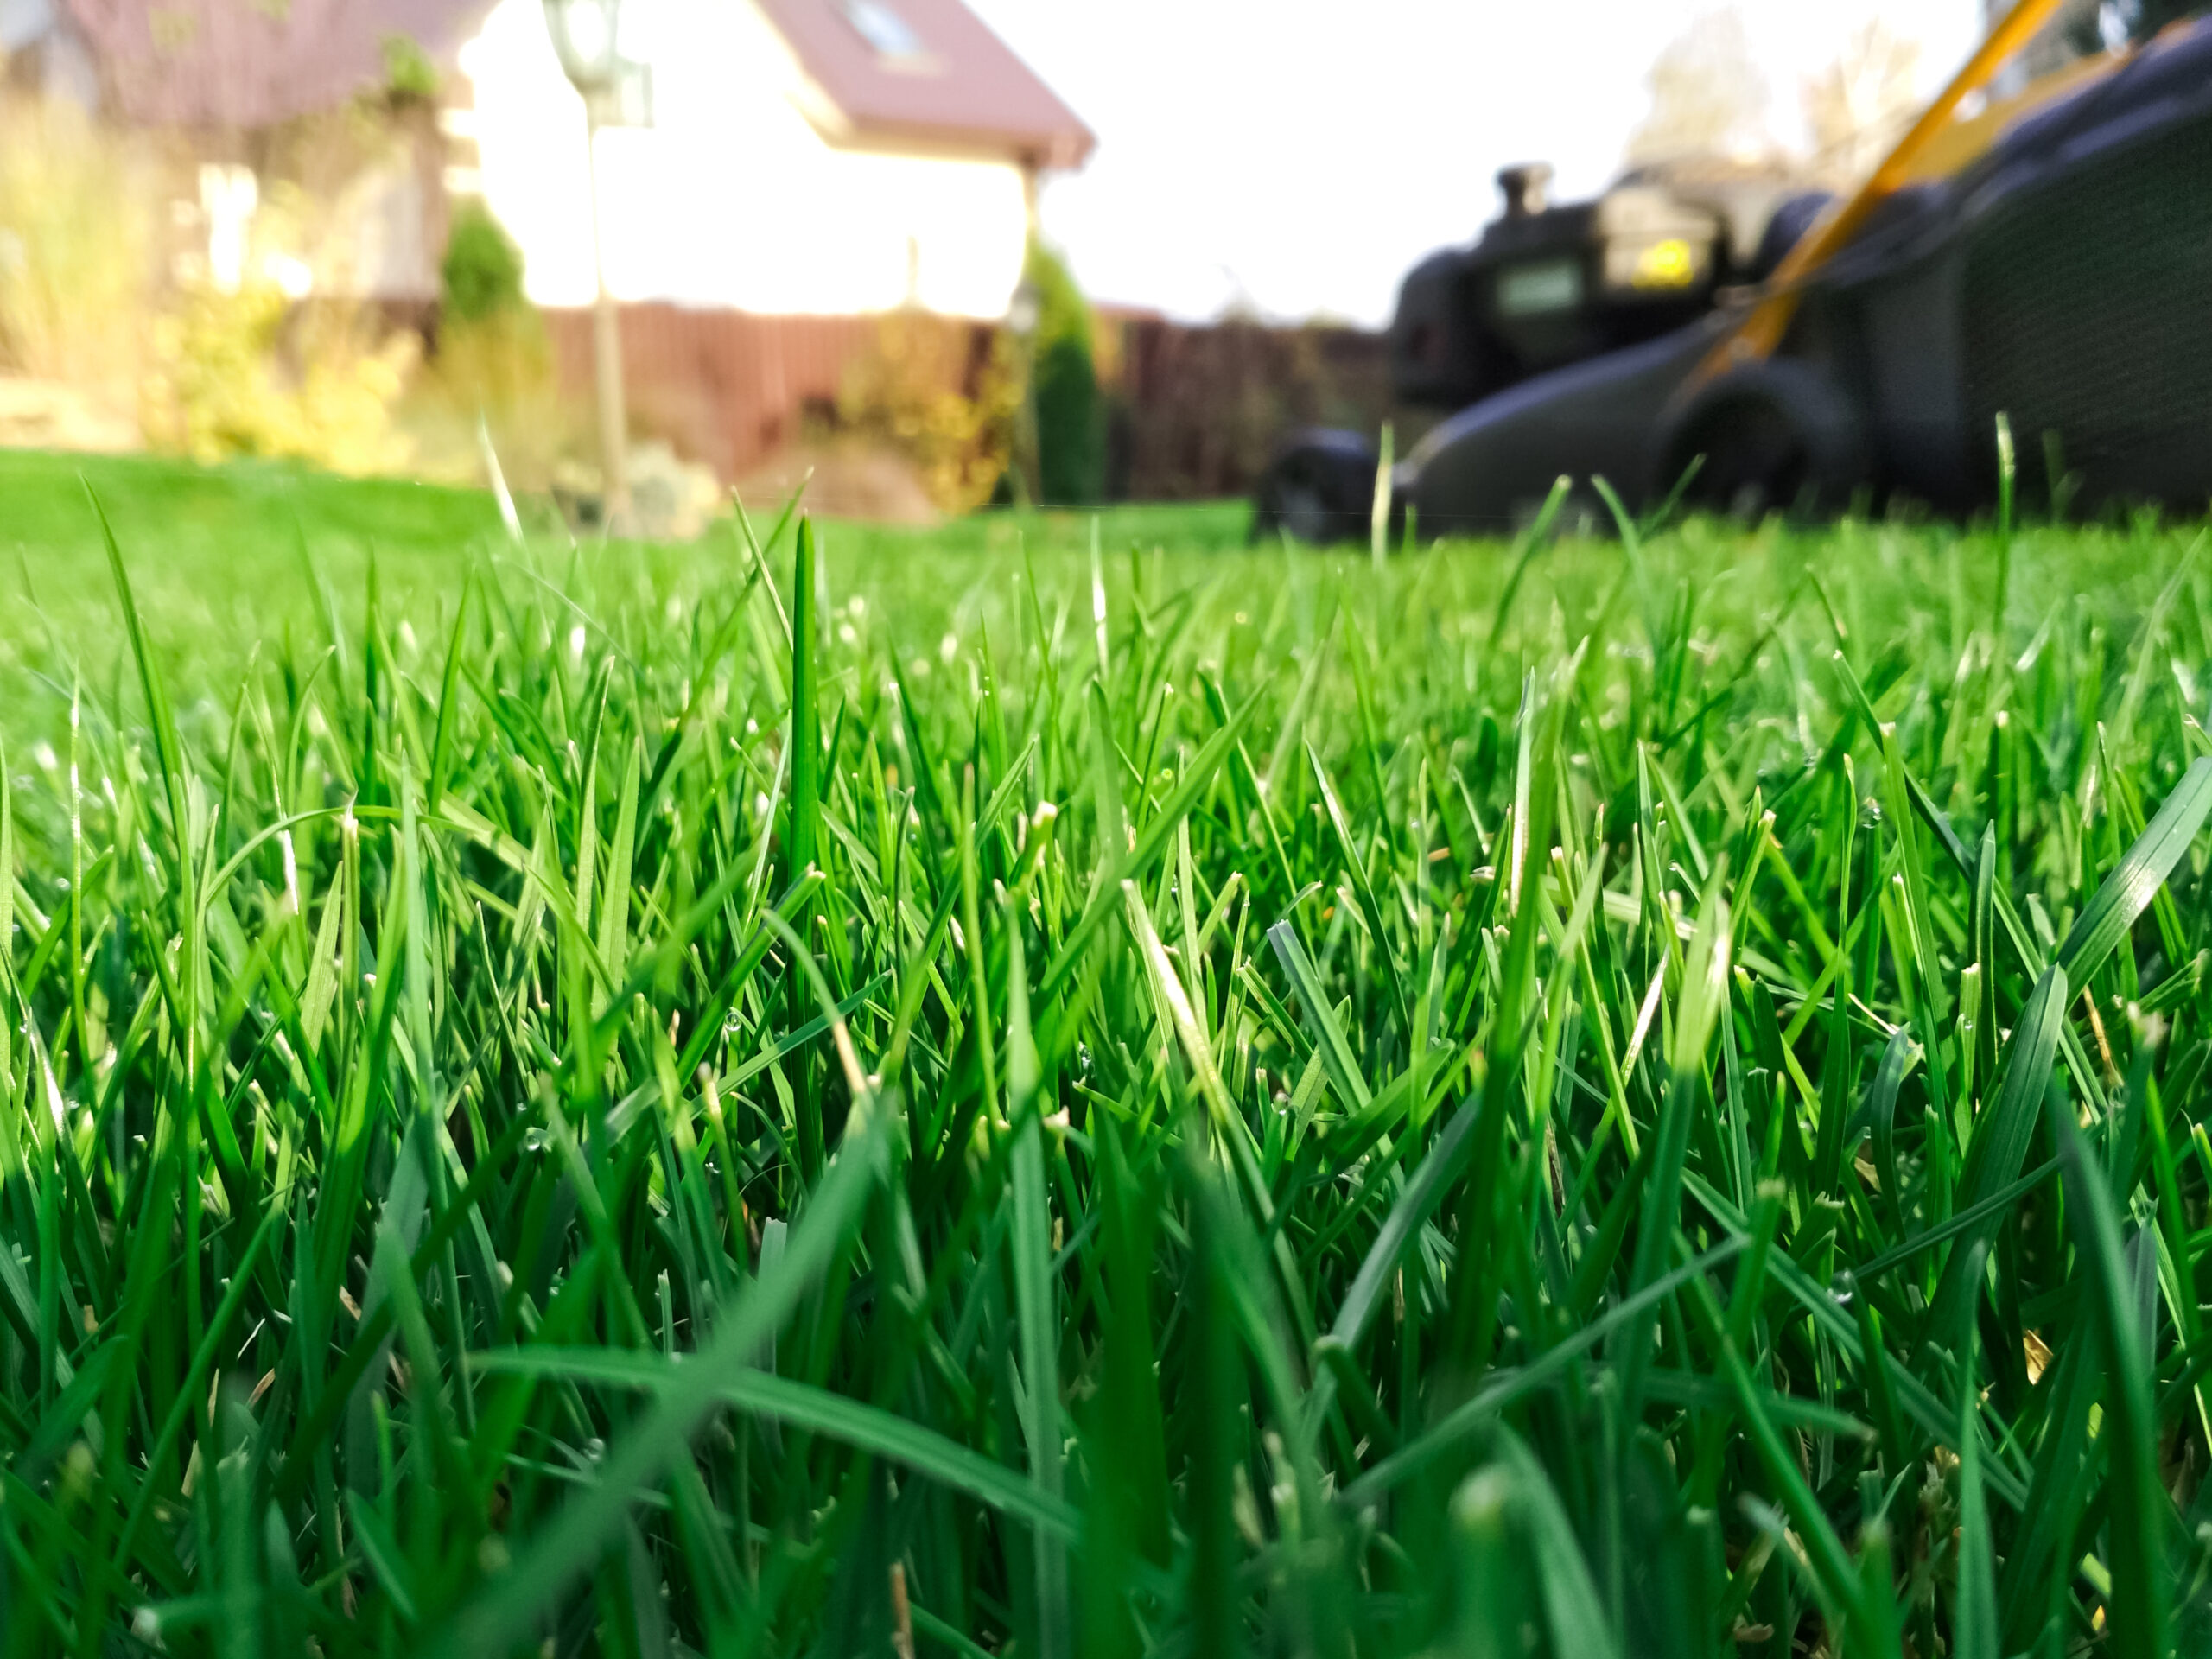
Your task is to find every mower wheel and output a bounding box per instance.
[1251,429,1380,545]
[1651,360,1867,517]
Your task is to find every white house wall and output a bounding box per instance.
[457,0,1030,318]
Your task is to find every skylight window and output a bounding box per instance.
[840,0,925,61]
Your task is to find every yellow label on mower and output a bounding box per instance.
[1630,238,1697,289]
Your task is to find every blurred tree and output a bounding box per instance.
[1802,21,1922,185]
[1026,239,1103,505]
[1624,9,1775,167]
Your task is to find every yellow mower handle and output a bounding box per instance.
[1690,0,2074,386]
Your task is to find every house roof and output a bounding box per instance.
[60,0,486,129]
[59,0,1091,169]
[753,0,1093,168]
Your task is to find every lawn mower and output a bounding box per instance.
[1253,0,2212,539]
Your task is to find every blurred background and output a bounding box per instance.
[0,0,2189,531]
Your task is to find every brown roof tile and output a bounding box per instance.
[63,0,1090,167]
[756,0,1092,168]
[64,0,487,129]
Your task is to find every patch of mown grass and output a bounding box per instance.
[0,448,1244,571]
[0,448,502,567]
[0,481,2209,1658]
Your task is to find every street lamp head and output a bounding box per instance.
[543,0,622,93]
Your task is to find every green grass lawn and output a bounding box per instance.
[0,448,1248,695]
[0,447,1247,588]
[0,448,500,571]
[0,445,2209,1657]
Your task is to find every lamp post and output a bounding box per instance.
[543,0,630,531]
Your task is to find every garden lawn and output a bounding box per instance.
[0,450,2209,1659]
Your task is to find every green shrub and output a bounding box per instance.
[440,199,529,326]
[380,33,442,105]
[1027,238,1103,505]
[423,201,563,483]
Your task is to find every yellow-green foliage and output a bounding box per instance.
[0,97,149,394]
[143,279,415,474]
[422,307,560,476]
[839,312,1021,514]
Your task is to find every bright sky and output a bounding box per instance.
[963,0,1986,326]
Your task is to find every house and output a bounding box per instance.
[460,0,1092,317]
[9,0,1087,312]
[6,0,476,297]
[3,0,1091,476]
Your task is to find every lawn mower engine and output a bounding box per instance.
[1254,159,1829,541]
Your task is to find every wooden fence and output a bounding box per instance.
[1099,315,1399,501]
[540,305,985,482]
[534,303,1398,499]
